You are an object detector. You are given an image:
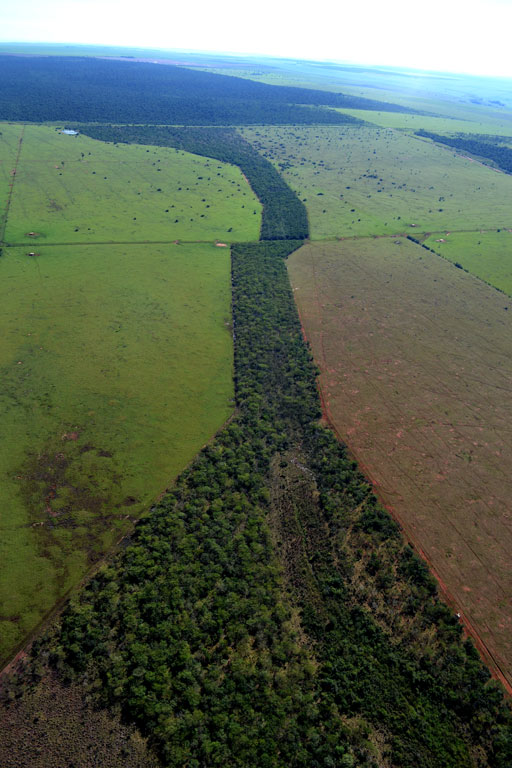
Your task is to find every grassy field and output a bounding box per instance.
[423,229,512,296]
[288,237,512,688]
[333,108,512,135]
[240,125,512,239]
[5,125,261,245]
[0,242,233,663]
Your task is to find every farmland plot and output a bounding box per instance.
[241,125,512,239]
[423,229,512,296]
[0,242,233,663]
[5,125,261,244]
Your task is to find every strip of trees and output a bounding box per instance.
[416,129,512,174]
[42,239,512,767]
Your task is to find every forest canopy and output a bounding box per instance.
[0,55,419,124]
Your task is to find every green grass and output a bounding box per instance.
[333,108,512,135]
[0,242,233,663]
[423,229,512,295]
[240,125,512,239]
[5,125,261,245]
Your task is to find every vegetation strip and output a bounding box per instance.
[416,130,512,174]
[3,240,510,768]
[0,124,24,244]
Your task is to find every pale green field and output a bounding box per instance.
[0,242,233,663]
[240,125,512,239]
[0,124,24,232]
[333,109,512,135]
[423,230,512,296]
[5,125,261,244]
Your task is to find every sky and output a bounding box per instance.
[2,0,512,78]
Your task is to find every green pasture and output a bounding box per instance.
[423,229,512,296]
[5,125,261,245]
[0,242,233,663]
[240,125,512,239]
[332,109,512,135]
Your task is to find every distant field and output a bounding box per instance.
[0,242,233,663]
[241,125,512,239]
[289,238,512,687]
[423,230,512,296]
[5,126,261,244]
[333,109,512,135]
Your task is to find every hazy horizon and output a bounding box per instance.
[1,0,512,79]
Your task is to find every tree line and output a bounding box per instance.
[416,129,512,174]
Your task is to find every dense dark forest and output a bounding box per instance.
[416,130,512,174]
[0,56,419,124]
[71,125,309,239]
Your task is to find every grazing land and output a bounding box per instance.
[4,125,261,245]
[289,237,512,688]
[0,242,233,664]
[333,109,512,135]
[241,125,512,239]
[423,230,512,296]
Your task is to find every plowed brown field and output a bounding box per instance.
[289,238,512,690]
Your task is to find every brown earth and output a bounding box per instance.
[288,238,512,691]
[0,667,160,768]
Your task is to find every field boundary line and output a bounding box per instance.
[3,238,242,247]
[0,124,24,244]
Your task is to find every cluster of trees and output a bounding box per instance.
[417,129,512,174]
[73,125,309,240]
[0,55,419,125]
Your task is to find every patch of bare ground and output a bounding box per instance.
[268,450,393,766]
[288,237,512,691]
[269,451,326,619]
[0,666,160,768]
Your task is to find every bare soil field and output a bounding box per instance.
[288,238,512,689]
